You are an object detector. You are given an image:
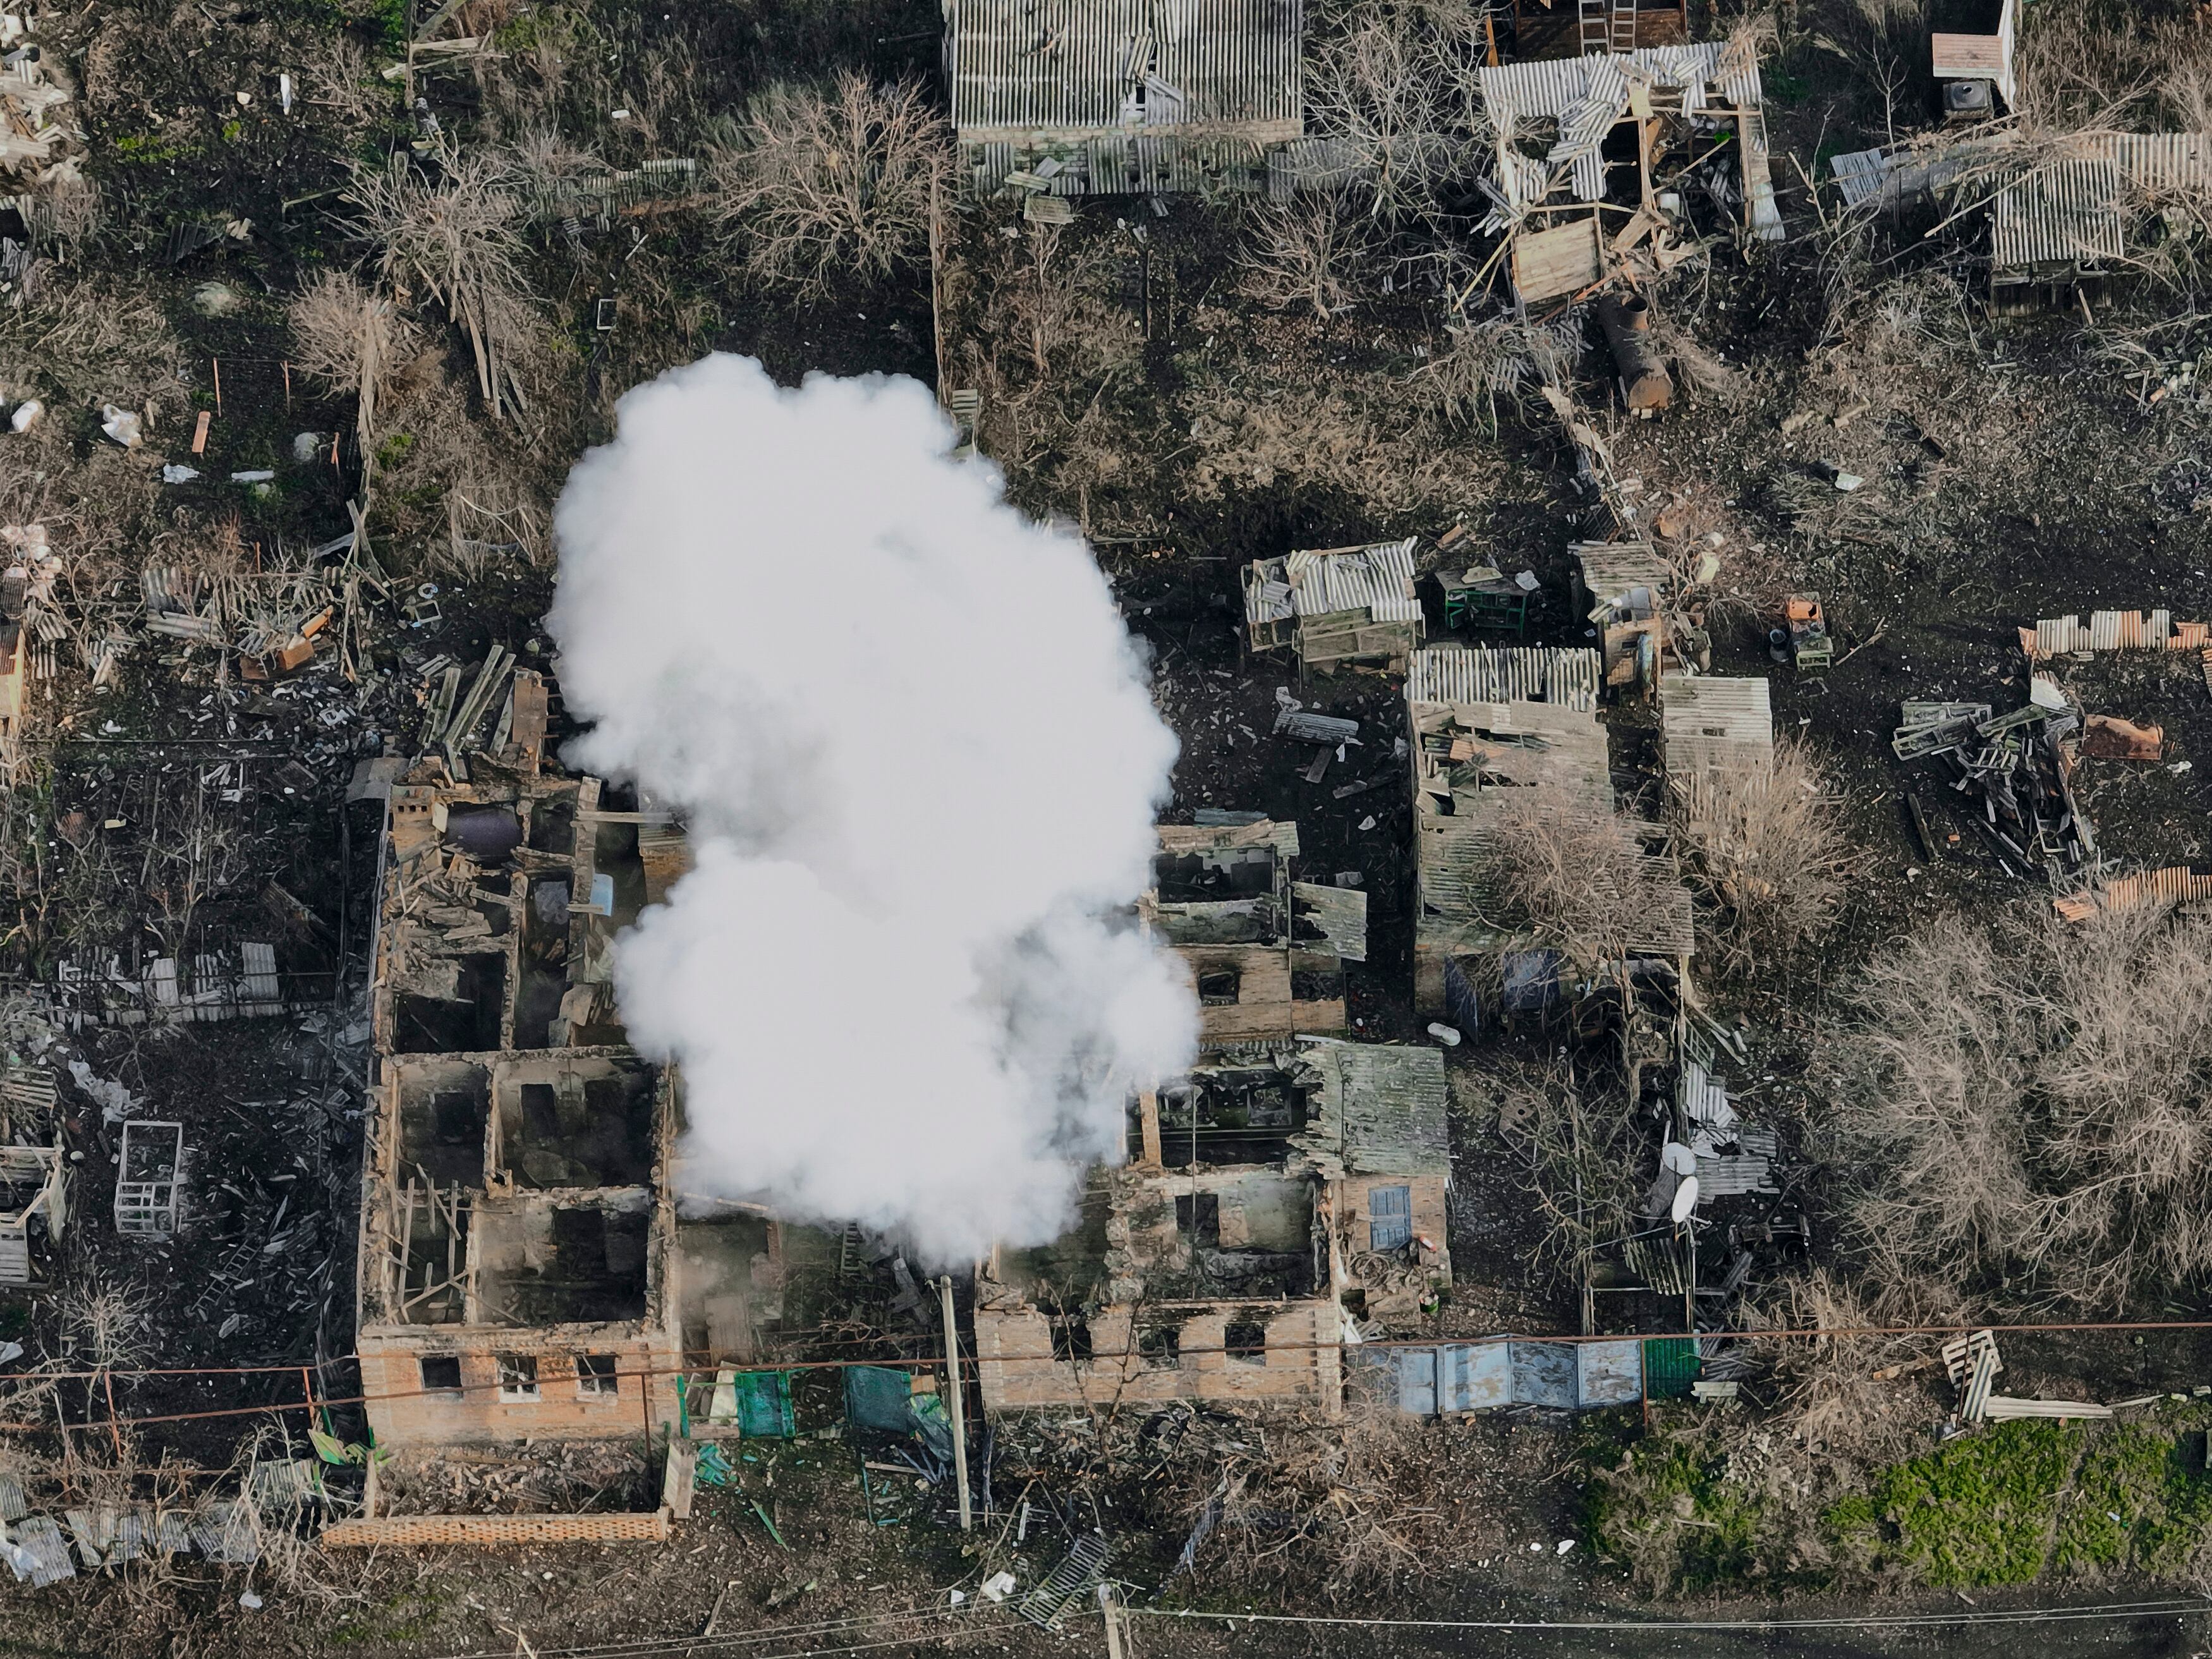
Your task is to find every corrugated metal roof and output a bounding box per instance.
[1660,673,1773,785]
[1480,41,1761,126]
[2031,610,2208,657]
[945,0,1303,140]
[1246,539,1420,627]
[1407,646,1601,710]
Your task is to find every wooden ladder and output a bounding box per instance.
[1577,0,1610,54]
[1609,0,1638,53]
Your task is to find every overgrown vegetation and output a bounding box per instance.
[1825,909,2212,1311]
[1593,1408,2212,1595]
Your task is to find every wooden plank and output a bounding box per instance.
[322,1508,672,1547]
[1512,217,1603,305]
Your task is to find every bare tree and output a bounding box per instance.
[1483,785,1670,969]
[708,73,947,298]
[342,152,537,420]
[1236,193,1369,320]
[1304,0,1490,224]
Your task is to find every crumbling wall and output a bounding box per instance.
[974,1298,1342,1414]
[358,1329,681,1447]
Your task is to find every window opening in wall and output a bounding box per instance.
[1174,1191,1220,1248]
[1224,1321,1267,1363]
[497,1353,540,1401]
[577,1352,619,1397]
[420,1354,463,1395]
[1136,1317,1181,1369]
[1368,1184,1413,1252]
[1049,1314,1093,1362]
[1196,969,1241,1006]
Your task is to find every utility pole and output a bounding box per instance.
[938,1275,973,1532]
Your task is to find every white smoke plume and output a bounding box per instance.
[549,354,1196,1264]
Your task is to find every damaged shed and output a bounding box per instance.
[1243,540,1423,672]
[1480,38,1781,306]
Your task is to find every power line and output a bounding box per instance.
[1127,1596,2212,1634]
[421,1608,1052,1659]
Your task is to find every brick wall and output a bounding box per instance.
[976,1301,1341,1415]
[361,1329,681,1448]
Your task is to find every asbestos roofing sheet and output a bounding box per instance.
[1989,157,2127,272]
[1284,540,1421,624]
[1660,673,1774,782]
[1407,646,1602,710]
[947,0,1304,137]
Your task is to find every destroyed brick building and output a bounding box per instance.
[973,1036,1450,1415]
[1147,816,1365,1043]
[942,0,1306,197]
[353,692,792,1448]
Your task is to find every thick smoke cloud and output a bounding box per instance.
[549,354,1195,1263]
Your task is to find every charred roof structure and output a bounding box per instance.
[974,1036,1450,1415]
[943,0,1306,197]
[1148,815,1365,1043]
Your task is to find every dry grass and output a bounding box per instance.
[1825,906,2212,1312]
[1160,1394,1461,1597]
[342,152,540,420]
[0,271,187,408]
[1742,1268,1967,1457]
[1409,311,1580,432]
[1672,739,1853,968]
[708,73,946,298]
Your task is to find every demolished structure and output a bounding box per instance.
[1480,39,1781,307]
[354,692,791,1448]
[942,0,1306,197]
[1243,540,1424,673]
[1147,817,1365,1043]
[973,1036,1450,1414]
[1831,131,2212,306]
[1407,647,1692,1021]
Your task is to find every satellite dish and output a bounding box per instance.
[1660,1142,1697,1176]
[1670,1176,1701,1224]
